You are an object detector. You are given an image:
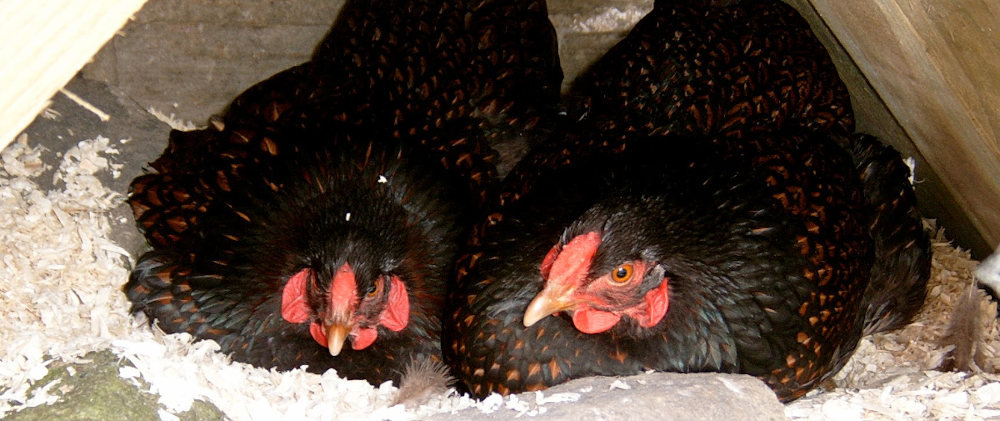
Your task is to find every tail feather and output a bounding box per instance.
[845,134,931,334]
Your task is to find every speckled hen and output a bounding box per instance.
[125,0,561,385]
[447,130,929,401]
[445,0,929,401]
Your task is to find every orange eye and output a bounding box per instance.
[611,264,633,283]
[366,279,382,298]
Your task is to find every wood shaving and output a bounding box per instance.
[146,107,199,131]
[59,89,110,122]
[0,134,997,420]
[0,136,131,415]
[974,245,1000,296]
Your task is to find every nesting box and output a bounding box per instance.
[2,1,1000,419]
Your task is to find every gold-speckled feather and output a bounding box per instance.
[130,0,561,248]
[498,0,853,207]
[445,0,928,402]
[126,0,562,386]
[447,129,928,402]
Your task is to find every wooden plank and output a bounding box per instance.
[808,0,1000,252]
[0,0,148,151]
[785,0,988,257]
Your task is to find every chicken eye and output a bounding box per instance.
[611,264,633,283]
[366,279,383,298]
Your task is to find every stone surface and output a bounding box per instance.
[426,372,788,421]
[547,0,652,90]
[83,0,347,123]
[3,350,224,421]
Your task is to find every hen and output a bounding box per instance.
[447,130,929,401]
[130,135,469,383]
[125,0,561,385]
[445,0,929,401]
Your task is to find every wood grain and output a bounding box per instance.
[809,0,1000,253]
[0,0,148,151]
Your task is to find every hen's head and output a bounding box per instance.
[280,261,409,356]
[523,199,671,334]
[271,181,418,356]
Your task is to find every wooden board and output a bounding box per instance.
[0,0,147,152]
[807,0,1000,255]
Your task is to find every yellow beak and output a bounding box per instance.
[523,283,576,327]
[326,323,351,356]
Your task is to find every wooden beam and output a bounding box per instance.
[808,0,1000,251]
[0,0,148,151]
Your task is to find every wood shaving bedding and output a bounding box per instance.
[0,134,997,420]
[0,135,133,412]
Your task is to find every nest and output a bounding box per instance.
[0,134,998,420]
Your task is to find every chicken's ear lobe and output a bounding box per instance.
[281,269,312,323]
[380,275,409,331]
[638,278,670,328]
[351,327,378,350]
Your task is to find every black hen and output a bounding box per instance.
[445,0,929,401]
[447,131,929,401]
[125,0,561,385]
[129,135,469,383]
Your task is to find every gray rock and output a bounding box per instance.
[2,350,225,421]
[82,0,347,123]
[427,372,787,421]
